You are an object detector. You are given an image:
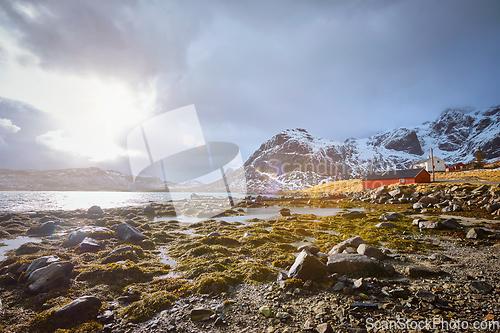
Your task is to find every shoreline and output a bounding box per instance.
[0,182,499,332]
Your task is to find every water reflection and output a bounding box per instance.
[0,237,42,260]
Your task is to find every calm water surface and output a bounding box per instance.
[0,191,246,213]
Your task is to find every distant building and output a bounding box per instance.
[363,168,431,189]
[414,156,446,172]
[446,162,467,172]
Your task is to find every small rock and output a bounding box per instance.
[349,302,378,310]
[328,236,366,255]
[303,319,315,330]
[429,253,452,261]
[353,278,365,289]
[332,281,345,291]
[415,290,436,302]
[316,322,334,333]
[470,281,493,294]
[406,265,442,278]
[275,311,290,319]
[259,305,273,318]
[279,208,291,217]
[392,287,411,299]
[375,222,397,228]
[297,243,320,255]
[288,250,328,281]
[97,310,115,324]
[243,232,256,238]
[207,232,221,237]
[190,307,214,321]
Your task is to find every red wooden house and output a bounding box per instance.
[446,162,467,172]
[363,168,430,189]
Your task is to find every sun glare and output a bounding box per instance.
[0,50,157,161]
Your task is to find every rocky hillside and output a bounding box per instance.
[0,167,164,191]
[244,105,500,193]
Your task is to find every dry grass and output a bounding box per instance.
[299,179,363,195]
[435,168,500,182]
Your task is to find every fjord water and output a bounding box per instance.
[0,191,246,213]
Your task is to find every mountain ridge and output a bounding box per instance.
[243,105,500,192]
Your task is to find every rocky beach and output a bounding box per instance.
[0,182,499,333]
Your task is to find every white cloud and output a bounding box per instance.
[0,117,20,145]
[36,129,128,162]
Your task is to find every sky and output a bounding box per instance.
[0,0,499,175]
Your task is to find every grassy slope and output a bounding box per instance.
[301,168,500,195]
[435,168,500,182]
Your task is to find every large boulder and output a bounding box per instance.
[328,236,366,255]
[33,296,102,331]
[341,211,367,219]
[288,250,328,281]
[63,226,113,247]
[87,205,104,216]
[357,244,384,260]
[22,255,61,282]
[418,196,441,205]
[418,221,442,230]
[27,221,57,236]
[297,243,320,255]
[380,213,403,221]
[77,237,101,253]
[279,208,291,217]
[111,223,147,242]
[466,228,491,239]
[0,213,12,222]
[26,261,74,293]
[406,265,443,278]
[327,253,383,276]
[486,203,500,214]
[53,296,102,324]
[442,218,461,229]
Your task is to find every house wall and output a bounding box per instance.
[417,158,446,172]
[414,171,431,183]
[363,178,416,189]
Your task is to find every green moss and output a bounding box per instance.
[119,290,175,323]
[201,236,241,247]
[191,272,234,294]
[76,260,153,287]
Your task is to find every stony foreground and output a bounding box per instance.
[0,182,499,332]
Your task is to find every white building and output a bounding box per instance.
[414,156,446,172]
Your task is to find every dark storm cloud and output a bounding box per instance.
[1,0,500,170]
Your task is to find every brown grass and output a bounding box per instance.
[436,168,500,182]
[299,179,363,195]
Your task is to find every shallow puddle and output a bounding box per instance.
[0,237,43,261]
[156,246,183,278]
[153,206,364,225]
[290,236,318,248]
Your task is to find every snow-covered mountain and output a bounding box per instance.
[0,167,165,191]
[244,105,500,192]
